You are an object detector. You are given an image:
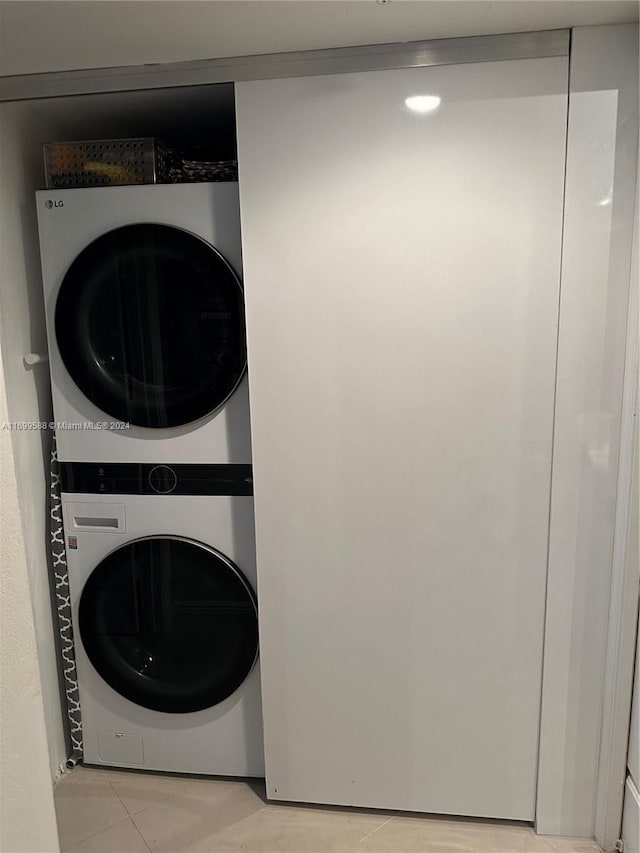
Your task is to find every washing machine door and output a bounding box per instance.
[79,537,258,714]
[55,224,246,428]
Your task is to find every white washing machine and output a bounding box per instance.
[36,183,251,464]
[61,462,264,776]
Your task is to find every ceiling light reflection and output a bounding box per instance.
[405,95,441,114]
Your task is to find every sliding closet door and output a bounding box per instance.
[236,53,567,820]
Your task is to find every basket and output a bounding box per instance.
[167,158,238,183]
[43,138,169,189]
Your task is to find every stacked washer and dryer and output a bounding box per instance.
[36,183,264,776]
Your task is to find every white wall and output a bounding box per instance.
[0,1,637,78]
[593,144,640,851]
[537,23,639,837]
[0,102,67,778]
[621,176,639,853]
[0,341,60,853]
[627,549,639,834]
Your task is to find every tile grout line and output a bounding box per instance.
[59,812,132,852]
[131,820,154,853]
[358,816,394,843]
[106,774,173,818]
[106,777,136,817]
[129,808,162,853]
[59,777,154,853]
[56,772,130,851]
[105,777,157,851]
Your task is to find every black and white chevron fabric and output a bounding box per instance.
[50,435,83,761]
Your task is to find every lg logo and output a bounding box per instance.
[45,199,64,209]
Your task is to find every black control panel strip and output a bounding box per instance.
[60,462,253,497]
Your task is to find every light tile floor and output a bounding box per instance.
[54,766,603,853]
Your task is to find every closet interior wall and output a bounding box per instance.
[0,83,236,777]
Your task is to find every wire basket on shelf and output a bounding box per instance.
[44,138,169,189]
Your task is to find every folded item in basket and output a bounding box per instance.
[168,159,238,183]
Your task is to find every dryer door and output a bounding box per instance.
[79,537,258,714]
[55,224,246,428]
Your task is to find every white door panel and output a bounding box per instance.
[237,56,567,819]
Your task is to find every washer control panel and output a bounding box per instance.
[60,463,253,496]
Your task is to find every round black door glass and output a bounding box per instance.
[79,538,258,714]
[55,224,246,428]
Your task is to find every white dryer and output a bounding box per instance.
[36,183,251,464]
[61,462,263,776]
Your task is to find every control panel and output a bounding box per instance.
[60,462,253,496]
